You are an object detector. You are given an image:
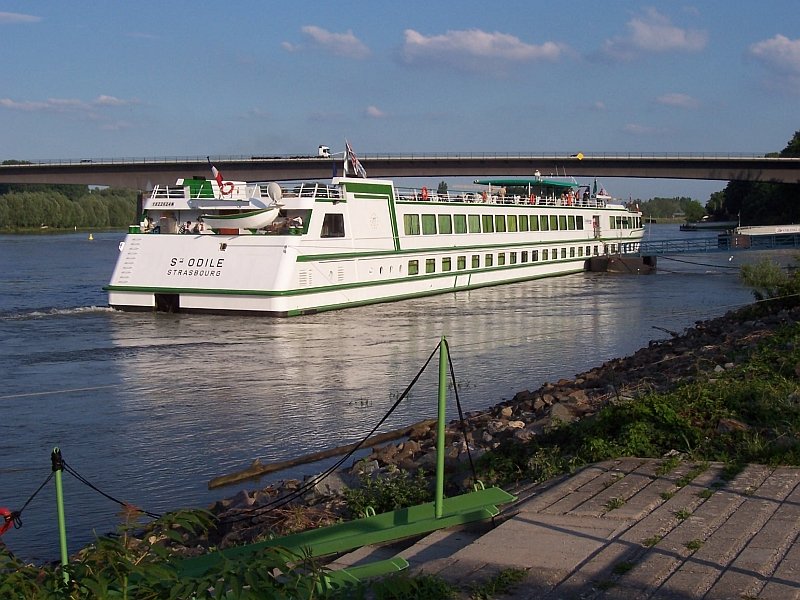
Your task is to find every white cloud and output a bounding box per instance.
[0,95,139,130]
[623,123,662,136]
[365,105,386,119]
[401,28,564,74]
[656,93,700,109]
[749,34,800,75]
[601,8,707,61]
[0,12,40,24]
[289,26,370,59]
[747,34,800,94]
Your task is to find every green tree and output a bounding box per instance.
[437,180,448,195]
[716,129,800,225]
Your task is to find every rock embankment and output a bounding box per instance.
[207,302,799,550]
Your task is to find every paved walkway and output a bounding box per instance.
[332,458,800,598]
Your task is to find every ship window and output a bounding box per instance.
[321,213,345,237]
[540,215,549,231]
[521,251,528,263]
[530,215,539,231]
[457,256,466,270]
[495,215,506,232]
[552,248,558,259]
[497,253,506,266]
[468,214,481,233]
[576,216,584,230]
[543,249,549,261]
[472,254,480,268]
[403,214,420,235]
[570,247,576,257]
[438,214,453,234]
[578,246,584,257]
[408,260,419,275]
[559,215,567,230]
[426,258,436,273]
[482,215,494,233]
[510,252,517,264]
[519,215,529,231]
[442,257,452,271]
[586,245,591,256]
[454,214,467,234]
[532,250,539,261]
[485,253,493,267]
[422,214,437,235]
[507,215,518,232]
[568,215,576,230]
[561,248,567,259]
[550,215,558,230]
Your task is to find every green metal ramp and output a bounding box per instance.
[178,486,516,580]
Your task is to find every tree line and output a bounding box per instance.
[0,184,137,230]
[707,129,800,226]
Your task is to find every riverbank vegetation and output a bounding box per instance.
[0,184,137,231]
[4,260,800,598]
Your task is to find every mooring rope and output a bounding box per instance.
[1,472,53,532]
[444,338,478,486]
[219,340,443,525]
[62,460,162,520]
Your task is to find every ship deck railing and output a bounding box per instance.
[395,186,614,209]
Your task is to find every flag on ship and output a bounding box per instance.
[207,157,224,187]
[345,140,367,178]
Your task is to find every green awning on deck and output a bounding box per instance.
[473,178,577,188]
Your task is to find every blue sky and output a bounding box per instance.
[1,2,798,201]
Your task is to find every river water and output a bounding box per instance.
[0,225,761,561]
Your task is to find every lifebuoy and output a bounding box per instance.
[220,182,235,195]
[481,191,488,202]
[0,507,12,536]
[529,194,535,205]
[421,186,429,200]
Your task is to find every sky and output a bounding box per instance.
[1,1,799,202]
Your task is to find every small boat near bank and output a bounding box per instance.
[680,219,738,231]
[106,147,646,316]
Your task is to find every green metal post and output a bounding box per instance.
[52,447,69,585]
[435,336,448,519]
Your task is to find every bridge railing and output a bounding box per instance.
[639,233,800,257]
[1,151,778,168]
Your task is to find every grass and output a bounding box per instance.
[605,497,626,511]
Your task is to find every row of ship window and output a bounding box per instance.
[402,213,641,236]
[406,244,604,275]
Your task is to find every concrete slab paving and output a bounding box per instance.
[394,459,800,598]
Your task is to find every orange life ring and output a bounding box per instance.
[220,182,235,195]
[481,191,488,202]
[0,507,12,536]
[421,186,429,200]
[529,194,535,205]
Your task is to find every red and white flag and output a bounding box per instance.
[345,140,367,178]
[207,157,224,187]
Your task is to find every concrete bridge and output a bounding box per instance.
[1,152,798,189]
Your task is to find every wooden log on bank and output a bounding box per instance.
[208,419,436,490]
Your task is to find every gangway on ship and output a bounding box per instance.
[637,231,800,258]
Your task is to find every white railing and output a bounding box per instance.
[395,187,611,208]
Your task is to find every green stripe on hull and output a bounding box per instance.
[106,256,588,298]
